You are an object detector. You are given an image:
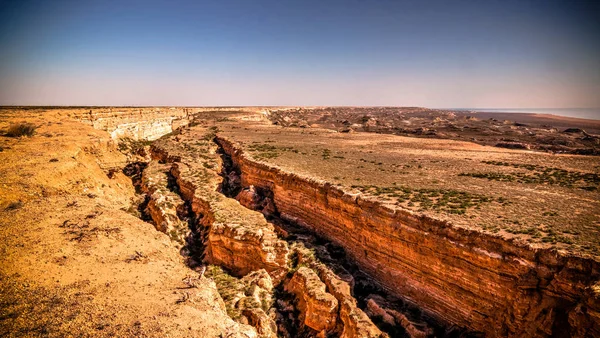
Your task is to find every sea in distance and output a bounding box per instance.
[450,108,600,120]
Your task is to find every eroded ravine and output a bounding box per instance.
[217,142,459,338]
[126,132,291,337]
[119,121,600,338]
[122,127,399,337]
[214,134,600,338]
[134,127,465,337]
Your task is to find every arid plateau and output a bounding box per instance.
[1,107,599,337]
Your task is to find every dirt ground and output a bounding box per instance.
[0,109,251,337]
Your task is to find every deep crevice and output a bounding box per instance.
[122,162,154,224]
[165,170,206,267]
[216,139,476,338]
[122,155,207,273]
[123,137,474,337]
[217,144,305,337]
[121,142,280,335]
[121,139,475,337]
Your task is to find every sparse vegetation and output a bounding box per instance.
[117,138,152,155]
[459,161,600,190]
[352,185,501,214]
[246,142,299,160]
[205,265,246,319]
[202,126,220,141]
[204,265,273,322]
[5,122,37,137]
[4,200,23,211]
[542,211,559,217]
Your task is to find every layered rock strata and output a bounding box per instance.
[149,134,289,281]
[138,131,289,335]
[74,107,192,140]
[216,135,600,337]
[290,242,385,338]
[285,267,339,334]
[145,128,385,337]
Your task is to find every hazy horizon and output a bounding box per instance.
[1,0,599,108]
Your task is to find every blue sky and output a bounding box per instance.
[0,0,598,107]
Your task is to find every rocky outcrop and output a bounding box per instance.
[140,161,188,246]
[171,161,289,281]
[239,270,278,338]
[366,296,430,338]
[144,132,289,335]
[290,242,385,338]
[285,267,339,334]
[217,135,600,337]
[149,134,289,282]
[316,268,384,338]
[206,267,278,338]
[145,129,389,337]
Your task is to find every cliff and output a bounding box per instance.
[73,107,192,140]
[144,126,385,337]
[149,134,289,281]
[216,135,600,337]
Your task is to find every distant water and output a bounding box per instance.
[450,108,600,120]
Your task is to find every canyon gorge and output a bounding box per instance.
[1,107,599,337]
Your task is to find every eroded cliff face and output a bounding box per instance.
[149,134,289,281]
[137,126,388,337]
[74,108,192,141]
[140,161,189,246]
[216,135,600,337]
[285,267,339,333]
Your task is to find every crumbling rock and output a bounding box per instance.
[285,267,339,334]
[152,144,290,283]
[140,161,188,245]
[366,296,431,338]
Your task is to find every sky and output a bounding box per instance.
[0,0,599,108]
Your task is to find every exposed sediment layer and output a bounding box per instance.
[74,108,192,140]
[288,242,387,338]
[149,138,289,281]
[285,266,339,333]
[216,135,600,337]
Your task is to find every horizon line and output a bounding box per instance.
[1,105,599,109]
